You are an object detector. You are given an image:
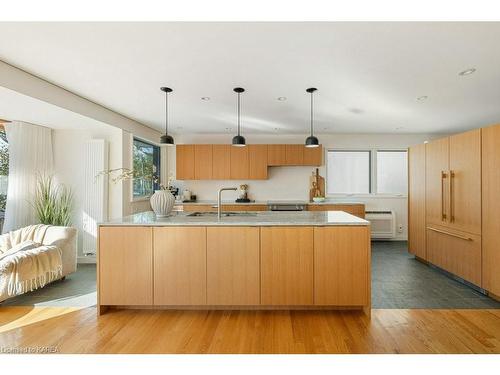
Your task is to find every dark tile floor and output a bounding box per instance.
[372,241,500,308]
[2,242,500,309]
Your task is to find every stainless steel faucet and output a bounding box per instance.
[217,187,237,219]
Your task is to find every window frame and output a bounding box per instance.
[325,148,408,198]
[131,137,161,201]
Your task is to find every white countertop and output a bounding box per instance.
[101,210,370,227]
[179,200,364,206]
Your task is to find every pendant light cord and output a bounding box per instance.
[165,92,169,135]
[237,92,241,136]
[310,91,314,137]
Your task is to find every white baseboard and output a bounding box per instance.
[78,256,96,264]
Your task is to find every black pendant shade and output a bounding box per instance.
[232,87,246,147]
[305,87,320,148]
[160,87,174,145]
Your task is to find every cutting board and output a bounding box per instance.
[309,168,325,202]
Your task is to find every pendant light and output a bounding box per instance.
[232,87,246,147]
[160,87,174,145]
[305,87,319,148]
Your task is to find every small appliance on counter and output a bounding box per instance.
[235,184,251,203]
[182,189,197,203]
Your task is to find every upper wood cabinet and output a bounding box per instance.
[267,145,287,165]
[303,145,323,165]
[194,145,213,180]
[248,144,268,179]
[408,143,426,260]
[482,124,500,296]
[212,145,231,180]
[176,144,195,180]
[285,145,304,165]
[176,143,323,180]
[99,226,153,306]
[230,146,249,179]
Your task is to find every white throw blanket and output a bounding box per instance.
[0,224,63,297]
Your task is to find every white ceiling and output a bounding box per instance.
[0,22,499,135]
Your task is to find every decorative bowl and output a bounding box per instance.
[313,197,326,203]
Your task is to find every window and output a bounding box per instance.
[133,138,160,198]
[327,150,371,194]
[376,151,407,195]
[0,128,8,229]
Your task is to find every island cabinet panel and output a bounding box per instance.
[303,145,323,166]
[307,204,365,219]
[248,144,268,179]
[176,145,195,180]
[153,227,207,305]
[267,145,287,165]
[482,124,500,296]
[207,227,260,305]
[408,143,427,260]
[99,226,153,306]
[230,146,249,179]
[194,145,213,180]
[285,144,304,165]
[314,227,370,306]
[212,144,231,180]
[260,227,314,305]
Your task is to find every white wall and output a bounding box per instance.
[169,133,445,240]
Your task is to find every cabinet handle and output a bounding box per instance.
[441,171,447,222]
[427,227,473,241]
[449,170,455,223]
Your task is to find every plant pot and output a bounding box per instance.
[150,190,175,217]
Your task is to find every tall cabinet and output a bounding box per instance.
[408,143,426,259]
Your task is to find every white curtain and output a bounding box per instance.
[2,121,54,233]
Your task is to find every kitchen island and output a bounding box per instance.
[98,210,371,316]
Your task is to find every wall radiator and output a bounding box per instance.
[365,210,396,239]
[82,139,109,256]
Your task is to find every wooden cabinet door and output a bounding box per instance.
[448,129,481,235]
[303,145,323,166]
[207,227,260,305]
[285,144,304,165]
[153,227,206,305]
[482,124,500,295]
[99,226,153,306]
[427,226,481,286]
[260,227,313,305]
[212,144,231,180]
[230,146,249,179]
[307,204,365,219]
[425,137,449,227]
[176,144,195,180]
[408,144,426,259]
[267,145,286,165]
[314,227,370,306]
[194,145,213,179]
[248,144,268,179]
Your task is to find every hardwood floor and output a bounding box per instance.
[1,306,500,353]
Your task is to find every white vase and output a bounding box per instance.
[150,190,175,217]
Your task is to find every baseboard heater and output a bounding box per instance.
[365,210,396,239]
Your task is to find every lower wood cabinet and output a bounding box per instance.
[426,225,481,286]
[99,226,153,306]
[153,227,207,305]
[182,204,268,212]
[314,227,370,306]
[307,204,365,219]
[260,227,314,305]
[207,227,260,305]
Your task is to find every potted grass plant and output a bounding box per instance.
[33,174,74,226]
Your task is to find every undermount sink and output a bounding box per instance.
[187,211,258,217]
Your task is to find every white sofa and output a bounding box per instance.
[0,225,77,302]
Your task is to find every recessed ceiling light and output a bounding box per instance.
[417,95,428,101]
[201,97,210,101]
[395,126,405,130]
[459,68,476,76]
[277,97,287,101]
